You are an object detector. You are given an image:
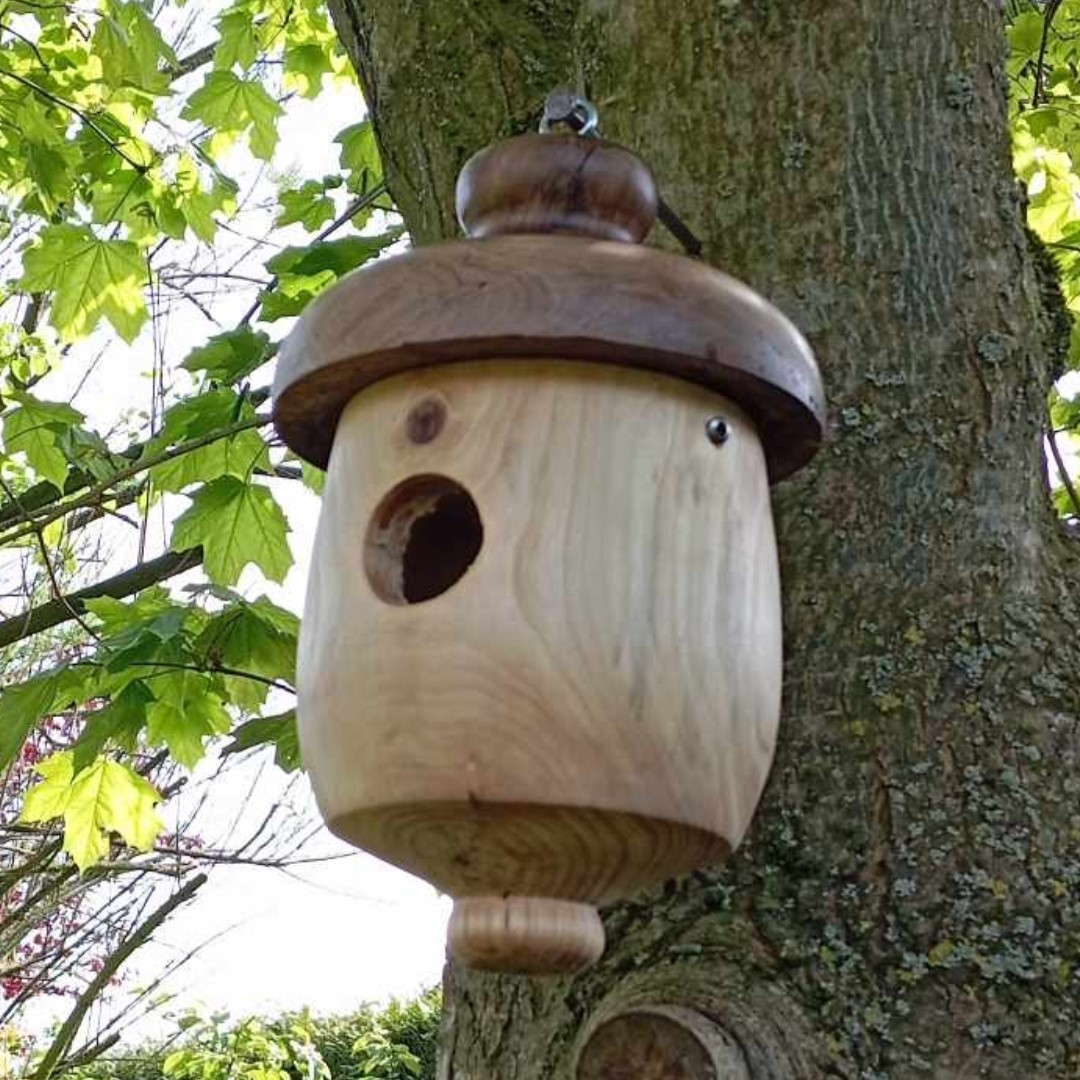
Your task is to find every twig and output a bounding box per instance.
[238,181,390,325]
[0,388,271,529]
[1033,0,1065,107]
[0,475,100,642]
[1047,425,1080,519]
[0,67,150,172]
[0,413,269,546]
[168,41,215,79]
[112,659,295,695]
[31,873,207,1080]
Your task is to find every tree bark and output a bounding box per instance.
[327,2,1080,1076]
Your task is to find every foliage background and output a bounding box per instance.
[68,991,440,1080]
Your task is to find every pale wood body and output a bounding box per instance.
[297,360,782,971]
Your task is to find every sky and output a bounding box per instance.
[9,58,452,1041]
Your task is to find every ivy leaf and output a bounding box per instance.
[224,710,301,772]
[19,225,148,342]
[182,71,283,161]
[2,392,84,488]
[21,751,164,870]
[171,476,292,585]
[181,328,270,383]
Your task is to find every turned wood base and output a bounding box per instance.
[449,896,605,975]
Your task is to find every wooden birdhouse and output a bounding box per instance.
[271,125,825,976]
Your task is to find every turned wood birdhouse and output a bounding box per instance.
[272,125,825,976]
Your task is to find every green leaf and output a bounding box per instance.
[300,460,325,495]
[0,676,60,771]
[196,598,296,709]
[72,683,153,773]
[283,43,333,99]
[151,427,270,493]
[3,392,84,488]
[224,710,301,771]
[266,233,397,278]
[22,752,164,870]
[86,588,188,646]
[154,388,244,445]
[258,272,335,321]
[146,669,231,768]
[94,1,174,92]
[181,328,271,383]
[258,233,398,319]
[275,181,336,231]
[214,7,260,71]
[182,70,284,161]
[19,225,148,342]
[0,665,90,771]
[335,121,382,192]
[171,476,292,585]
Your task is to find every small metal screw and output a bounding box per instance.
[705,416,729,446]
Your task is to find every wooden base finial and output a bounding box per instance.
[448,896,605,975]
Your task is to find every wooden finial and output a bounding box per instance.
[448,896,605,975]
[456,134,658,243]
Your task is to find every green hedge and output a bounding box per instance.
[71,989,440,1080]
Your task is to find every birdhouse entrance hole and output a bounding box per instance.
[364,474,483,605]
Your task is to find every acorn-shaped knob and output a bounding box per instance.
[456,133,658,242]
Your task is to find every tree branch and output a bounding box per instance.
[239,181,390,325]
[0,547,203,649]
[0,68,149,172]
[168,42,215,79]
[0,413,270,546]
[31,872,207,1080]
[0,388,271,530]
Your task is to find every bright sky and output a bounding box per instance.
[14,64,451,1041]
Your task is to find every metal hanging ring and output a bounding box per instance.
[540,89,600,137]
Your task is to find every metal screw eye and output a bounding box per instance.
[705,416,729,446]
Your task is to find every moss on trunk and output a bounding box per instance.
[327,2,1080,1075]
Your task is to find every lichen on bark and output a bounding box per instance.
[327,2,1080,1076]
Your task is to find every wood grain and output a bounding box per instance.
[576,1007,751,1079]
[448,896,605,975]
[272,234,825,482]
[455,133,658,242]
[297,360,782,972]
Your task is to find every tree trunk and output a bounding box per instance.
[326,2,1080,1076]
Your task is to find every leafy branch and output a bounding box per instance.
[0,413,270,547]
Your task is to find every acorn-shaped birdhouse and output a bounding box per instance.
[272,122,824,976]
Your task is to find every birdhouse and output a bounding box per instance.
[272,127,824,976]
